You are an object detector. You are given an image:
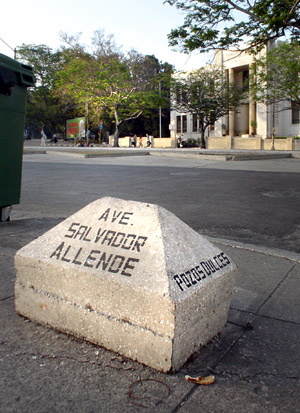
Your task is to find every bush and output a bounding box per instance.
[272,136,300,139]
[182,138,199,147]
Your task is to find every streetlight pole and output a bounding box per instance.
[155,68,162,138]
[271,101,275,150]
[159,79,162,138]
[271,128,275,151]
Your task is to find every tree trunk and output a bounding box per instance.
[113,105,120,147]
[113,125,120,147]
[200,129,206,149]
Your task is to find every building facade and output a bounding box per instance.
[170,47,300,141]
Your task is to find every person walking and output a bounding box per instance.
[87,128,91,146]
[40,128,47,147]
[131,134,137,147]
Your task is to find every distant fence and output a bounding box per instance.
[109,136,177,148]
[207,136,300,151]
[110,135,300,151]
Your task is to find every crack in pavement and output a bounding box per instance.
[171,264,298,412]
[0,348,135,371]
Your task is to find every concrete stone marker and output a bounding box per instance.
[15,197,237,372]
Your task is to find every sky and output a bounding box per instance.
[1,0,209,71]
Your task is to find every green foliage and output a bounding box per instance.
[17,44,62,88]
[271,136,300,139]
[165,0,300,53]
[251,42,300,110]
[17,44,77,137]
[17,33,173,142]
[181,138,199,147]
[120,56,173,136]
[57,31,173,145]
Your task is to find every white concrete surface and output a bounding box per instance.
[15,197,237,371]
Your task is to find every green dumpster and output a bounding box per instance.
[0,53,35,221]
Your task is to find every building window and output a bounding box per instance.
[192,114,198,132]
[242,69,249,92]
[181,89,188,103]
[292,101,300,124]
[182,115,187,133]
[176,116,181,133]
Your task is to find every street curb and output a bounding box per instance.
[45,150,150,158]
[206,235,300,263]
[150,151,294,161]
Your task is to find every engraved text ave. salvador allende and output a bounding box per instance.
[49,208,147,277]
[48,207,231,289]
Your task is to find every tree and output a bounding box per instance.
[251,41,300,110]
[17,44,76,137]
[171,66,244,148]
[122,55,173,137]
[57,30,163,146]
[17,44,61,88]
[165,0,300,53]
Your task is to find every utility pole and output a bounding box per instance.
[159,79,162,138]
[155,68,162,138]
[271,102,275,150]
[0,38,17,59]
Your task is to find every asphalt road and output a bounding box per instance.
[12,152,300,253]
[2,150,300,412]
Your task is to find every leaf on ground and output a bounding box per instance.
[185,375,215,385]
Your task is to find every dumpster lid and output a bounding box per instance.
[0,53,35,87]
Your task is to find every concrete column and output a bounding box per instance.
[255,136,262,150]
[226,135,232,149]
[287,138,293,150]
[229,68,235,137]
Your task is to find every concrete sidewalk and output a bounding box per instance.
[23,140,300,161]
[1,216,300,412]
